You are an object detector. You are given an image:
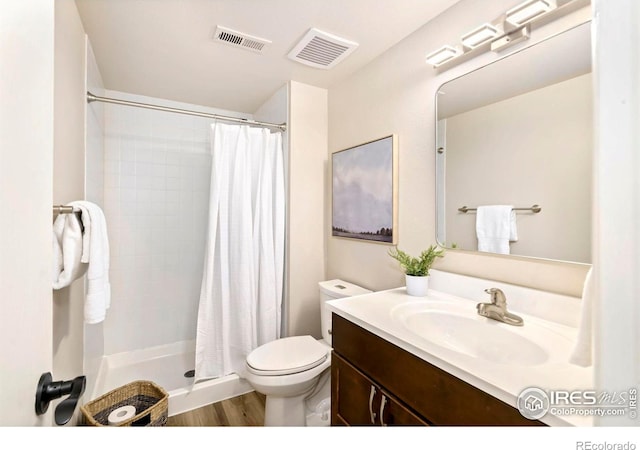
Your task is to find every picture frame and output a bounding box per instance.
[331,134,398,244]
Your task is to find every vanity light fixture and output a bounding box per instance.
[490,26,530,52]
[425,0,584,70]
[425,45,461,67]
[461,23,501,49]
[505,0,557,27]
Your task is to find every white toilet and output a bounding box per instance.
[244,279,371,426]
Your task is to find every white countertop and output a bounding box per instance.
[326,282,594,427]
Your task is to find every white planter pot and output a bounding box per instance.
[405,274,429,297]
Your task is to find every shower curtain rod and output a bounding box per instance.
[86,92,287,132]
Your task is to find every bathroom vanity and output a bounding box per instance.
[331,314,539,425]
[327,270,593,427]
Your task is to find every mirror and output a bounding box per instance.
[436,22,592,264]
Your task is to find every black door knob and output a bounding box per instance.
[35,372,86,425]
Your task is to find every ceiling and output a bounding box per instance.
[75,0,461,113]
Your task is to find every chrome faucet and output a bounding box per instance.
[476,288,523,326]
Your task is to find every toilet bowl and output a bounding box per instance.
[244,279,371,426]
[245,336,331,426]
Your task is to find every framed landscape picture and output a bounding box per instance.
[332,134,398,244]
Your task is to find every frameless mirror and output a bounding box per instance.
[435,21,592,264]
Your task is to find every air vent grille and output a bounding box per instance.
[297,36,350,66]
[213,26,271,54]
[288,28,358,69]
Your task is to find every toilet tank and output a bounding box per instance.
[318,279,372,345]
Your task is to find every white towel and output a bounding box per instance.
[69,201,111,324]
[52,212,87,289]
[476,205,518,254]
[569,267,594,367]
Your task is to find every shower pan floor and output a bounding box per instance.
[100,349,194,393]
[93,340,253,417]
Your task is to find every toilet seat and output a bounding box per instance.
[246,335,329,376]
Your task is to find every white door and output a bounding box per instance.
[0,0,55,426]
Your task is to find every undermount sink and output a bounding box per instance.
[390,300,570,366]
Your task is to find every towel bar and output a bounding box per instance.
[458,204,542,213]
[53,205,85,233]
[53,205,75,215]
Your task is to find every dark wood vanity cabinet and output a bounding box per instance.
[332,352,428,425]
[330,313,544,426]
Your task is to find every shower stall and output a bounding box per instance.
[84,46,289,416]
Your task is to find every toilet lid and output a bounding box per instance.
[246,336,328,376]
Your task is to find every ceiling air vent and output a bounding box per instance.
[213,26,271,54]
[288,28,359,69]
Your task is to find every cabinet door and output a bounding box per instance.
[331,353,428,426]
[378,390,428,426]
[331,352,379,425]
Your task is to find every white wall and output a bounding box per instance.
[444,73,592,263]
[253,84,290,336]
[328,0,592,298]
[255,82,330,340]
[52,0,87,399]
[287,81,328,338]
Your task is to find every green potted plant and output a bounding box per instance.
[388,245,445,296]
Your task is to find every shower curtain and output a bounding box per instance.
[195,122,285,381]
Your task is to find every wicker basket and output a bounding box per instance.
[80,380,168,427]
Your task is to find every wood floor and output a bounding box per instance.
[167,391,266,426]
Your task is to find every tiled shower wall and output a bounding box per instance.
[102,90,251,355]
